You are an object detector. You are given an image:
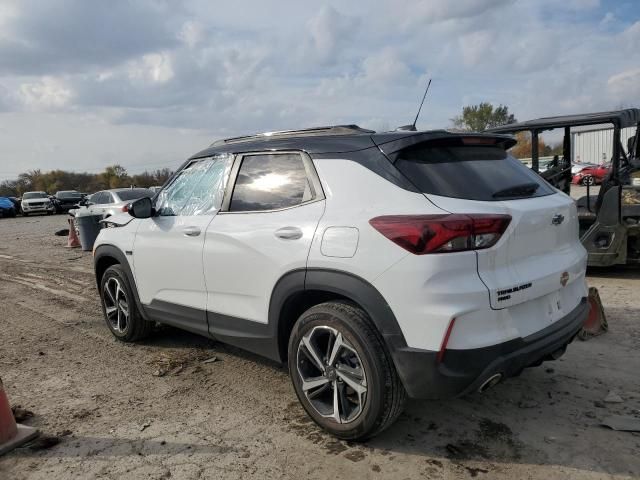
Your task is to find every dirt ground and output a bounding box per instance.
[0,213,639,480]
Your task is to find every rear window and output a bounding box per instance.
[56,191,81,199]
[395,144,554,201]
[117,189,154,201]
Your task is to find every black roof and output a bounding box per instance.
[488,108,640,134]
[190,125,516,158]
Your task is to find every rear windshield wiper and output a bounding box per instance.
[492,183,539,198]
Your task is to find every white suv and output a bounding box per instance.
[93,126,589,440]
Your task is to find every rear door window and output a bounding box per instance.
[91,192,107,205]
[395,142,554,201]
[229,153,314,212]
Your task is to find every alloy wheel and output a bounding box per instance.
[102,277,129,334]
[296,326,368,424]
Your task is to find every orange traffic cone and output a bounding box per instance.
[578,287,608,340]
[66,218,81,248]
[0,377,38,456]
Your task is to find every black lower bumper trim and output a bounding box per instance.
[391,297,589,399]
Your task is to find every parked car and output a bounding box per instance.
[93,125,589,440]
[8,197,22,215]
[20,191,55,215]
[571,161,598,175]
[0,197,17,217]
[82,188,154,217]
[54,190,85,213]
[572,164,610,185]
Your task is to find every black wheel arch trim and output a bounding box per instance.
[302,268,406,340]
[208,268,410,365]
[93,244,150,321]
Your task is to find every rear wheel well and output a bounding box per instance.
[95,255,120,287]
[278,290,353,362]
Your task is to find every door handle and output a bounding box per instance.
[275,226,303,240]
[183,226,201,237]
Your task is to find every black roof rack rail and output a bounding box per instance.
[210,125,375,146]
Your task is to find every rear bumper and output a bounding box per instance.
[389,297,589,399]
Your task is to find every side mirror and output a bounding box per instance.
[128,197,153,218]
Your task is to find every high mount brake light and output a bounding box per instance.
[369,214,511,254]
[460,136,498,145]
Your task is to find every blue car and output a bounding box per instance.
[0,197,17,218]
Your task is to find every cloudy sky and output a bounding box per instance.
[0,0,638,180]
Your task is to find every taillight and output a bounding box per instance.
[369,214,511,254]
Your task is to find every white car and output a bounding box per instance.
[21,191,55,215]
[93,126,589,440]
[82,188,154,217]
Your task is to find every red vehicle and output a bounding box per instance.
[571,163,610,185]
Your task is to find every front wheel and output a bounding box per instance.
[99,264,151,342]
[288,301,406,441]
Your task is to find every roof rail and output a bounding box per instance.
[211,125,375,146]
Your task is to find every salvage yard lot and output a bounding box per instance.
[0,214,639,480]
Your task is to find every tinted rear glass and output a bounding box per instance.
[56,191,81,199]
[117,189,154,201]
[395,144,554,201]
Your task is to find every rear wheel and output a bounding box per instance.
[100,265,151,342]
[581,175,595,186]
[288,301,406,441]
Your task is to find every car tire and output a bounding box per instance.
[288,301,406,441]
[99,264,151,342]
[581,175,595,186]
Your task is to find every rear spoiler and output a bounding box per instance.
[372,131,516,158]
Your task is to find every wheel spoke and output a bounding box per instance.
[116,307,123,332]
[327,332,344,366]
[301,335,325,373]
[119,301,129,317]
[331,381,342,424]
[115,283,124,303]
[307,383,330,400]
[302,376,330,392]
[104,285,116,305]
[336,369,367,395]
[105,305,117,316]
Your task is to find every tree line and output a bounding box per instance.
[452,102,562,158]
[0,165,173,197]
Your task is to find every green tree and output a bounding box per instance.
[101,165,130,189]
[452,102,517,132]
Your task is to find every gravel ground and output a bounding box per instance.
[0,214,639,480]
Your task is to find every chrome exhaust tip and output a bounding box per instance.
[478,373,503,393]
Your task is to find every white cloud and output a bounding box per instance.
[128,53,174,84]
[608,68,640,100]
[0,0,638,179]
[178,21,204,48]
[19,77,73,109]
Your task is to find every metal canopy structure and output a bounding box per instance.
[487,109,640,180]
[488,109,640,133]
